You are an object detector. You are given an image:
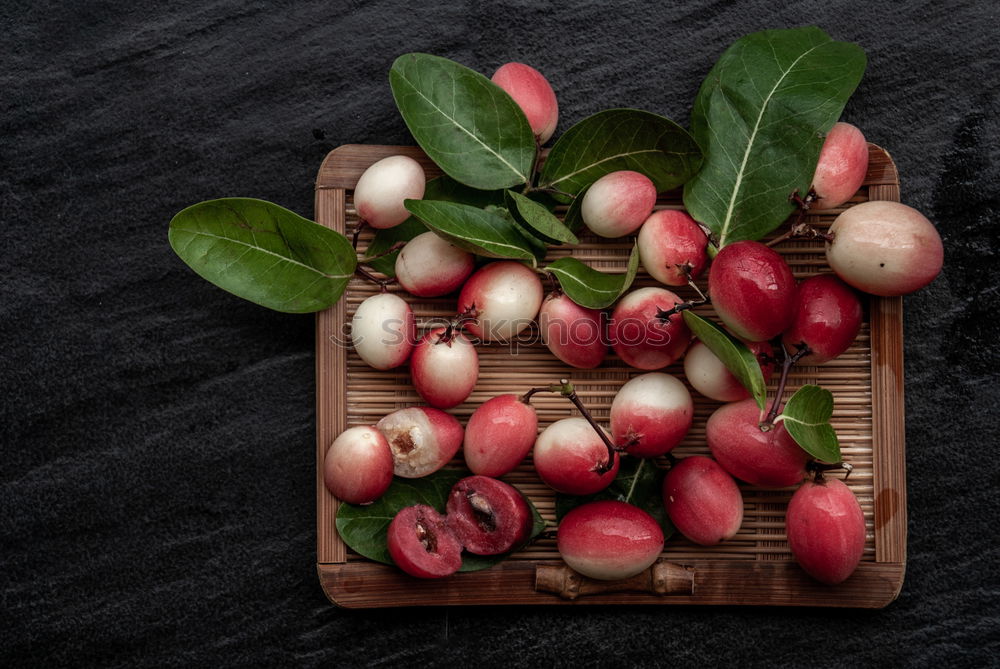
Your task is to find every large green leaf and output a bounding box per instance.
[168,198,356,313]
[390,53,536,190]
[555,457,673,538]
[682,311,768,410]
[363,175,505,276]
[778,385,841,463]
[335,469,545,572]
[683,27,866,247]
[543,243,640,309]
[404,199,538,263]
[504,190,579,245]
[538,109,702,201]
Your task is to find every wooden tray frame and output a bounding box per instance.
[315,144,906,608]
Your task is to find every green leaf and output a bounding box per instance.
[363,175,505,276]
[485,205,549,264]
[538,109,702,202]
[778,385,841,463]
[544,243,639,309]
[335,469,545,572]
[168,198,356,314]
[404,199,538,263]
[390,53,536,190]
[682,311,768,410]
[505,190,579,245]
[683,27,867,247]
[555,457,673,538]
[562,185,588,234]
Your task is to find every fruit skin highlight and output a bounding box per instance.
[783,274,863,365]
[410,327,478,409]
[387,504,463,579]
[826,200,943,297]
[533,417,619,495]
[557,500,664,581]
[395,231,475,298]
[463,394,538,477]
[446,475,533,556]
[457,261,543,342]
[610,372,693,457]
[637,209,709,286]
[537,292,608,369]
[323,426,394,505]
[811,122,869,210]
[786,477,866,585]
[708,240,798,342]
[683,339,774,402]
[608,287,692,370]
[663,456,743,546]
[353,155,426,229]
[580,171,658,238]
[376,406,464,478]
[350,293,415,370]
[491,62,559,144]
[706,399,809,488]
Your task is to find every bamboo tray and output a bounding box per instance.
[315,144,906,608]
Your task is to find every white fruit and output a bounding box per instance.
[351,293,414,370]
[353,155,426,229]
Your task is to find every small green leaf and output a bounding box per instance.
[778,385,841,463]
[505,190,579,245]
[364,175,505,276]
[683,27,867,247]
[538,109,702,202]
[404,199,538,264]
[555,457,673,538]
[335,469,545,573]
[390,53,535,190]
[561,186,588,234]
[682,311,768,410]
[544,243,639,309]
[168,198,356,313]
[485,205,549,264]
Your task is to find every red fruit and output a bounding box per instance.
[457,261,544,342]
[446,476,533,555]
[350,293,415,370]
[491,62,559,144]
[608,287,692,370]
[783,274,863,365]
[581,171,658,238]
[395,231,475,298]
[376,406,464,478]
[683,339,774,402]
[557,500,664,580]
[706,399,809,488]
[533,417,619,495]
[387,504,463,579]
[410,327,478,409]
[708,241,798,342]
[464,394,538,477]
[323,426,394,505]
[786,477,866,585]
[663,456,743,546]
[826,200,944,297]
[637,209,709,286]
[538,292,608,369]
[610,372,693,457]
[811,122,869,210]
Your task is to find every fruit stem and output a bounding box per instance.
[521,136,544,195]
[354,266,395,292]
[555,378,618,473]
[761,344,811,428]
[351,219,368,250]
[520,382,566,405]
[359,241,407,263]
[806,460,855,482]
[766,189,833,248]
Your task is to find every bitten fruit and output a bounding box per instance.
[376,406,464,478]
[446,476,533,555]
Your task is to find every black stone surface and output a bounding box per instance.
[4,1,999,666]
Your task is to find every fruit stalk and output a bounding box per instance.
[555,378,618,473]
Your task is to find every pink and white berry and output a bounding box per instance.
[557,500,664,581]
[323,426,394,505]
[353,155,426,229]
[395,231,475,298]
[350,293,415,370]
[457,261,543,342]
[580,171,657,238]
[533,417,619,496]
[375,406,464,479]
[610,372,693,457]
[410,327,478,409]
[491,62,559,144]
[811,122,869,210]
[637,209,709,286]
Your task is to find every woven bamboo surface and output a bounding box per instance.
[315,144,906,608]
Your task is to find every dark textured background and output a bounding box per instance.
[4,1,999,666]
